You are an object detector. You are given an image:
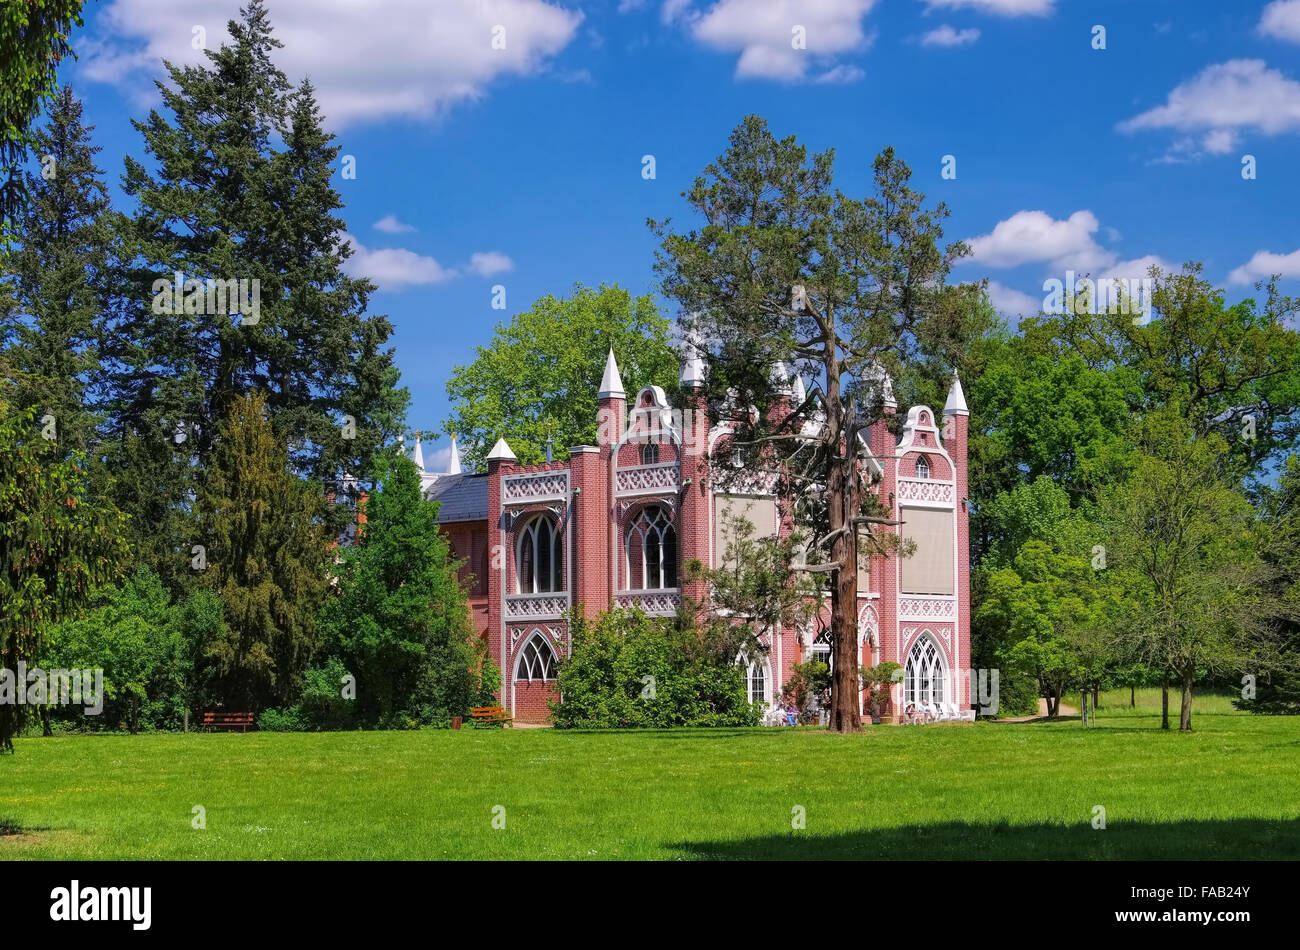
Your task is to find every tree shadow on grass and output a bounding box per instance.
[667,817,1300,860]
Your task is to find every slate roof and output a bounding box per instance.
[425,473,489,523]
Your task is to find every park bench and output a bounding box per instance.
[470,706,513,727]
[201,711,255,732]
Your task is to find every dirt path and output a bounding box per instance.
[996,697,1079,723]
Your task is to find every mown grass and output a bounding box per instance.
[2,692,1296,860]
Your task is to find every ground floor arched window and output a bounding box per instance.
[516,633,558,681]
[738,653,769,706]
[904,634,945,705]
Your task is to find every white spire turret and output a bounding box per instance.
[680,328,707,388]
[943,373,969,416]
[447,432,462,475]
[412,432,425,473]
[597,348,625,399]
[486,436,517,462]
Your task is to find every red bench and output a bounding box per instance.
[201,711,255,732]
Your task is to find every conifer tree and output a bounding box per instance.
[193,390,329,711]
[0,85,112,455]
[108,0,407,562]
[318,454,485,727]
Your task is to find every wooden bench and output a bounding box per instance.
[201,711,255,732]
[470,706,513,728]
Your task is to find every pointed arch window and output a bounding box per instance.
[516,634,558,681]
[904,635,946,705]
[626,505,677,590]
[915,455,931,479]
[738,653,768,706]
[517,514,562,593]
[640,443,659,465]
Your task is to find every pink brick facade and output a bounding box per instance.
[421,350,972,724]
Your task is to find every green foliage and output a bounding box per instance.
[108,0,406,525]
[551,609,759,729]
[782,659,829,722]
[0,1,86,231]
[318,454,486,727]
[44,568,190,732]
[650,114,985,732]
[1100,412,1277,730]
[0,402,128,749]
[1,86,111,457]
[860,661,903,718]
[444,283,677,468]
[193,391,330,712]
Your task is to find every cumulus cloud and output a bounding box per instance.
[469,251,514,277]
[1259,0,1300,43]
[374,214,416,234]
[921,25,980,47]
[984,280,1039,318]
[341,234,456,289]
[1228,247,1300,284]
[677,0,876,81]
[922,0,1052,14]
[1118,59,1300,155]
[79,0,583,127]
[966,211,1171,282]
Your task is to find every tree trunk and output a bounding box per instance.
[827,452,861,734]
[1092,686,1100,709]
[41,707,52,737]
[1080,690,1088,726]
[1130,684,1135,708]
[1161,678,1169,730]
[1180,672,1194,732]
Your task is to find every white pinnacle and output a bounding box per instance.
[598,347,625,399]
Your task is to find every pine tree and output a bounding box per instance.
[193,391,329,711]
[108,0,407,574]
[318,454,483,727]
[1,85,112,455]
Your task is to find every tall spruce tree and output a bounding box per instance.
[106,0,407,580]
[318,454,485,727]
[0,85,112,455]
[193,390,329,711]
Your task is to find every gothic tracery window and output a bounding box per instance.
[517,513,562,593]
[516,634,558,681]
[915,455,931,479]
[904,634,946,705]
[640,442,659,465]
[625,505,677,590]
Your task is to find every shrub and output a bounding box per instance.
[551,608,759,729]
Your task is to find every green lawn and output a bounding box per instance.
[3,691,1297,860]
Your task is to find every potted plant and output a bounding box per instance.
[860,662,903,724]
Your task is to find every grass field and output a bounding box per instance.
[3,689,1297,860]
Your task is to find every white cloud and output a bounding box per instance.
[815,64,866,84]
[341,234,456,289]
[1118,59,1300,150]
[469,251,515,277]
[984,281,1038,318]
[966,211,1171,279]
[683,0,877,81]
[80,0,583,127]
[1228,247,1300,284]
[966,210,1113,270]
[1259,0,1300,43]
[921,25,980,47]
[922,0,1052,15]
[374,214,416,234]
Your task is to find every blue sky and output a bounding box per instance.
[57,0,1300,469]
